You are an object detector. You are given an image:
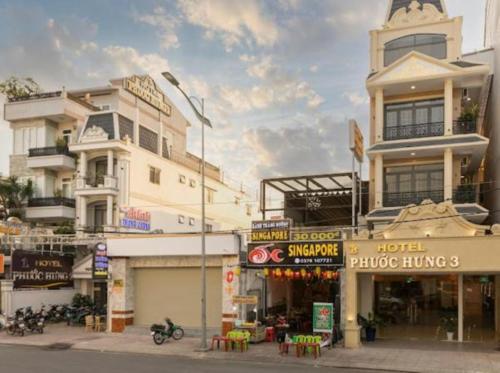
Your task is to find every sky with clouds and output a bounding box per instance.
[0,0,487,193]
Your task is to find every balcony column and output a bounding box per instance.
[444,79,453,136]
[79,151,87,177]
[80,196,87,229]
[107,149,114,177]
[444,148,453,202]
[375,88,384,143]
[106,196,114,229]
[375,154,383,208]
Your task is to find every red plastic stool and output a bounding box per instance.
[265,327,275,342]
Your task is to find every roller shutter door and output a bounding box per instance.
[134,267,222,328]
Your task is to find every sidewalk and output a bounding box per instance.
[1,324,500,373]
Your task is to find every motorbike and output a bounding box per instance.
[24,306,45,334]
[6,309,26,336]
[150,318,184,345]
[47,304,67,323]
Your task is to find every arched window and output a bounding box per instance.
[384,34,447,66]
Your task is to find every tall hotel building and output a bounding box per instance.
[365,0,492,227]
[4,75,253,233]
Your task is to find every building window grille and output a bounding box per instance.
[384,33,447,66]
[149,166,161,185]
[139,125,158,154]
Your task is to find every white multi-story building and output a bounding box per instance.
[365,0,493,226]
[4,75,254,233]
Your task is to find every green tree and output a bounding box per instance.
[0,176,35,220]
[0,76,42,99]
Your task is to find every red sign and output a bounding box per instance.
[0,255,4,274]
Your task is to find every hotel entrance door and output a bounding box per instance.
[374,275,458,340]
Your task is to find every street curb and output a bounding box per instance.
[70,344,418,373]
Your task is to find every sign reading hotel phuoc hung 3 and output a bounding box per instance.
[313,303,334,333]
[93,242,109,279]
[124,76,172,116]
[247,241,344,268]
[120,207,151,231]
[12,251,73,289]
[251,219,291,242]
[348,241,460,270]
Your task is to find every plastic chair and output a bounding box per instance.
[84,315,94,332]
[94,315,105,332]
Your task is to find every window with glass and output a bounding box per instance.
[384,164,444,207]
[149,166,161,185]
[384,99,444,140]
[384,34,447,66]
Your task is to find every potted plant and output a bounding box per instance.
[440,314,457,341]
[360,313,383,342]
[55,137,67,152]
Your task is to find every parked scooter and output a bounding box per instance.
[24,306,45,334]
[5,309,26,336]
[150,318,184,345]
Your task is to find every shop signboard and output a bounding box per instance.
[0,254,4,274]
[232,295,258,305]
[247,241,344,267]
[11,250,73,289]
[123,75,172,115]
[349,119,364,163]
[313,302,334,333]
[291,230,342,241]
[251,219,291,242]
[120,207,151,231]
[93,242,109,279]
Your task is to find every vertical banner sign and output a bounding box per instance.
[93,242,109,279]
[0,254,4,274]
[349,119,364,163]
[313,302,334,333]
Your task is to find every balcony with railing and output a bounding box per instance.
[453,119,477,135]
[453,185,478,204]
[383,190,444,207]
[75,175,118,196]
[383,122,444,141]
[27,146,76,171]
[26,197,76,221]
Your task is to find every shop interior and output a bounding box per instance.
[373,274,495,342]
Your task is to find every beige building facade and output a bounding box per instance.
[4,75,254,234]
[365,0,492,226]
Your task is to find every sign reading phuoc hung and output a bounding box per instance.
[251,219,291,242]
[12,251,73,289]
[93,242,109,279]
[313,303,334,333]
[123,75,172,116]
[247,241,344,268]
[120,207,151,231]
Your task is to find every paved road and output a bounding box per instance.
[0,345,395,373]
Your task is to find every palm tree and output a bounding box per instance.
[0,176,35,220]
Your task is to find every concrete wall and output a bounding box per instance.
[12,289,75,311]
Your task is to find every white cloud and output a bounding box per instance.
[343,91,369,107]
[133,6,181,49]
[177,0,279,51]
[309,64,319,73]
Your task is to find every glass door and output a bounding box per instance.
[463,276,495,342]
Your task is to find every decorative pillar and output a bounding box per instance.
[375,88,384,142]
[79,151,87,177]
[80,197,87,229]
[107,150,114,177]
[106,195,114,228]
[221,256,240,336]
[444,148,453,202]
[110,258,135,332]
[374,154,383,208]
[344,266,361,348]
[445,79,453,136]
[0,280,14,316]
[458,274,463,342]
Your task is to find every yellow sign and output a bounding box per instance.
[291,231,342,241]
[232,295,258,305]
[124,75,172,116]
[349,119,364,163]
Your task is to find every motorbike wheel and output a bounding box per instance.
[18,329,24,337]
[172,328,184,341]
[153,332,165,345]
[39,327,44,334]
[6,325,15,336]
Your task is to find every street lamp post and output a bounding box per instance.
[162,72,211,351]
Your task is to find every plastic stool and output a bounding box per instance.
[265,327,275,342]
